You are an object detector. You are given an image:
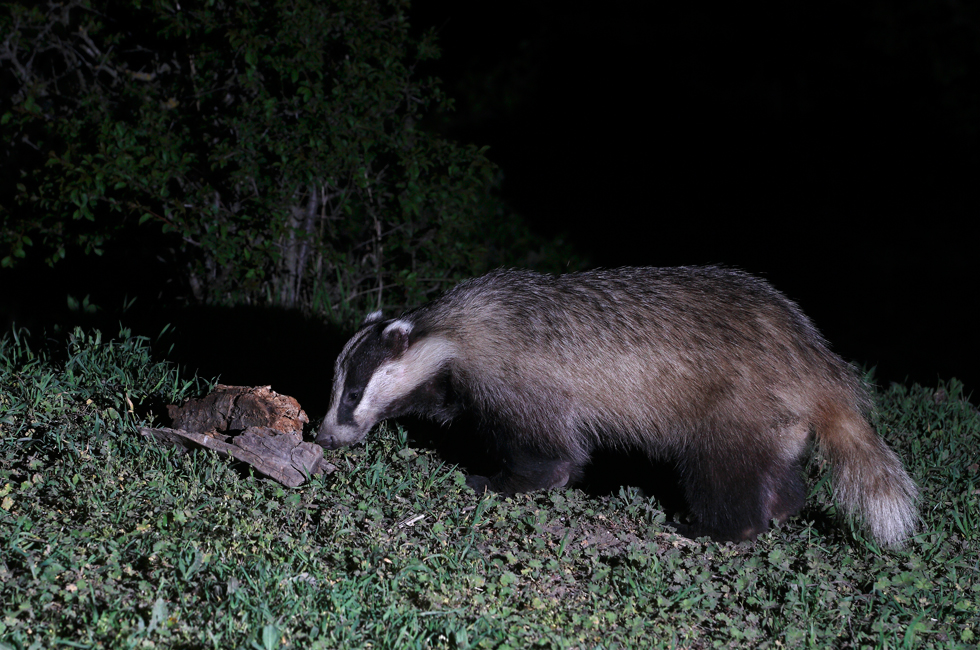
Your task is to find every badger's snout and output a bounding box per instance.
[314,420,342,449]
[314,430,341,449]
[315,419,368,449]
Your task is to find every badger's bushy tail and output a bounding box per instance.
[814,400,918,547]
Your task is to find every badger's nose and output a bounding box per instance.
[314,422,335,448]
[314,432,338,449]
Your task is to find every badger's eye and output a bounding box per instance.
[344,389,361,405]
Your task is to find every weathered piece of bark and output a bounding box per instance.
[167,384,308,435]
[140,385,334,488]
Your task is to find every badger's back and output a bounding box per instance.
[409,267,859,455]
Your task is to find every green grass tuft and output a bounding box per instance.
[1,327,978,648]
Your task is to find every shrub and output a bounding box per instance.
[1,0,570,321]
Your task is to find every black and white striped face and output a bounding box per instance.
[315,314,455,449]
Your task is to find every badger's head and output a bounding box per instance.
[315,311,454,449]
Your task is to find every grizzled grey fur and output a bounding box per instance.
[316,267,917,545]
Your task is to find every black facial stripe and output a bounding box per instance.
[337,324,394,425]
[331,327,372,422]
[336,326,374,374]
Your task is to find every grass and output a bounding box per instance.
[1,326,978,649]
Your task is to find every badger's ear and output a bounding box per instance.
[362,310,384,325]
[381,319,413,355]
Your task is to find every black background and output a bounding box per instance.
[410,0,979,401]
[2,0,977,413]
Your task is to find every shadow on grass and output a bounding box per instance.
[401,414,690,517]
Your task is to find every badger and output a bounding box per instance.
[316,266,918,546]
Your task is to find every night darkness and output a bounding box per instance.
[410,0,979,399]
[2,0,977,409]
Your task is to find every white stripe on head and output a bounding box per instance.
[354,336,458,424]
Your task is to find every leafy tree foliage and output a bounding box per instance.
[1,0,561,320]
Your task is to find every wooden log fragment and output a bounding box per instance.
[140,385,333,488]
[167,384,308,435]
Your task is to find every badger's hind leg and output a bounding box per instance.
[466,451,582,496]
[671,425,807,542]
